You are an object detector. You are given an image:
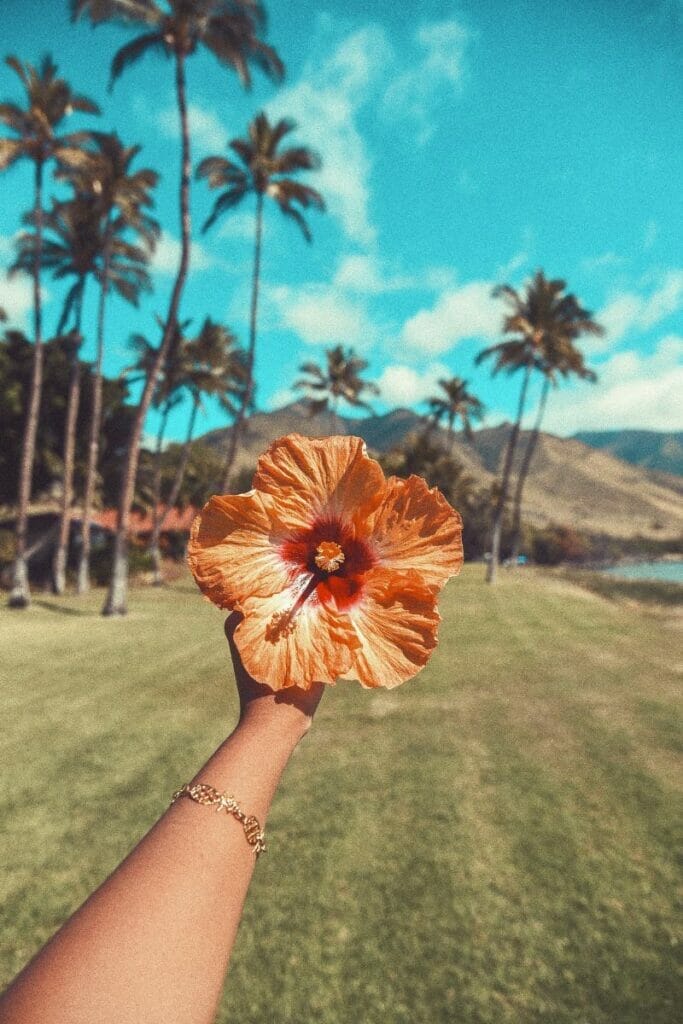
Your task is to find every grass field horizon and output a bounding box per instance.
[1,567,680,1023]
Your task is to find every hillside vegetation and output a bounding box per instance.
[1,568,680,1023]
[573,430,683,477]
[203,405,683,541]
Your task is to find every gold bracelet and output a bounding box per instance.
[171,782,266,857]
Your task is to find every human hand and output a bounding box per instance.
[225,613,324,744]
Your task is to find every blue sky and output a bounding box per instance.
[1,0,682,443]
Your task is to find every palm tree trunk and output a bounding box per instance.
[220,191,263,492]
[52,352,81,594]
[102,53,192,616]
[53,293,85,595]
[77,226,111,594]
[486,363,532,584]
[509,375,551,563]
[9,159,44,608]
[149,400,172,586]
[332,396,342,436]
[157,395,199,531]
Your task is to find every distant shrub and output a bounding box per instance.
[90,539,155,585]
[532,525,591,565]
[160,530,188,561]
[554,568,683,607]
[0,528,14,566]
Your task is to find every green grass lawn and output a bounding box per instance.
[1,566,681,1023]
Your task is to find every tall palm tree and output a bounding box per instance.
[476,270,603,583]
[125,320,189,583]
[13,197,96,595]
[294,344,379,434]
[153,319,247,582]
[509,338,600,563]
[58,132,160,593]
[0,54,99,607]
[197,111,324,489]
[13,194,157,592]
[425,376,484,450]
[72,0,283,615]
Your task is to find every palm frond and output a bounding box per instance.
[201,185,248,231]
[0,138,22,170]
[0,101,27,128]
[203,20,284,87]
[56,278,85,334]
[276,202,312,241]
[4,55,29,88]
[71,0,161,29]
[110,31,165,87]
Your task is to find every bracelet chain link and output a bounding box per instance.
[171,782,267,857]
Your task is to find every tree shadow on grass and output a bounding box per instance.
[33,599,94,617]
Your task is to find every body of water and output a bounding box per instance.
[602,560,683,583]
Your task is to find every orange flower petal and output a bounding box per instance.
[252,434,386,533]
[368,474,463,590]
[234,587,361,690]
[187,491,290,610]
[342,568,441,689]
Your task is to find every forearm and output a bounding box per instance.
[0,708,306,1024]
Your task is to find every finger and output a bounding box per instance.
[224,614,325,711]
[224,610,242,644]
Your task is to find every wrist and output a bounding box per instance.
[237,700,312,750]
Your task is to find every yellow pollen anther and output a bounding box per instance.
[315,541,345,573]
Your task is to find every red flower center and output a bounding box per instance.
[279,517,376,611]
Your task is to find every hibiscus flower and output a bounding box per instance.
[188,434,463,690]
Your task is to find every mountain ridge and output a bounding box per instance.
[198,404,683,541]
[572,430,683,477]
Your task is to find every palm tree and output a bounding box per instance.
[153,319,247,582]
[425,377,484,450]
[72,0,283,615]
[0,54,99,607]
[509,337,600,563]
[294,345,379,433]
[13,193,157,592]
[58,132,159,594]
[125,321,190,583]
[197,111,324,489]
[477,270,603,582]
[14,198,96,595]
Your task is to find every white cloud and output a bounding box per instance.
[376,361,450,407]
[381,19,470,144]
[0,234,17,262]
[261,18,471,242]
[151,230,213,275]
[580,251,624,273]
[496,251,529,280]
[401,280,502,354]
[639,270,683,328]
[596,269,683,348]
[422,266,458,291]
[157,100,227,153]
[541,334,683,433]
[267,25,390,246]
[270,283,377,349]
[0,273,38,329]
[333,253,413,294]
[216,209,256,242]
[418,20,470,86]
[596,293,643,349]
[266,386,297,410]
